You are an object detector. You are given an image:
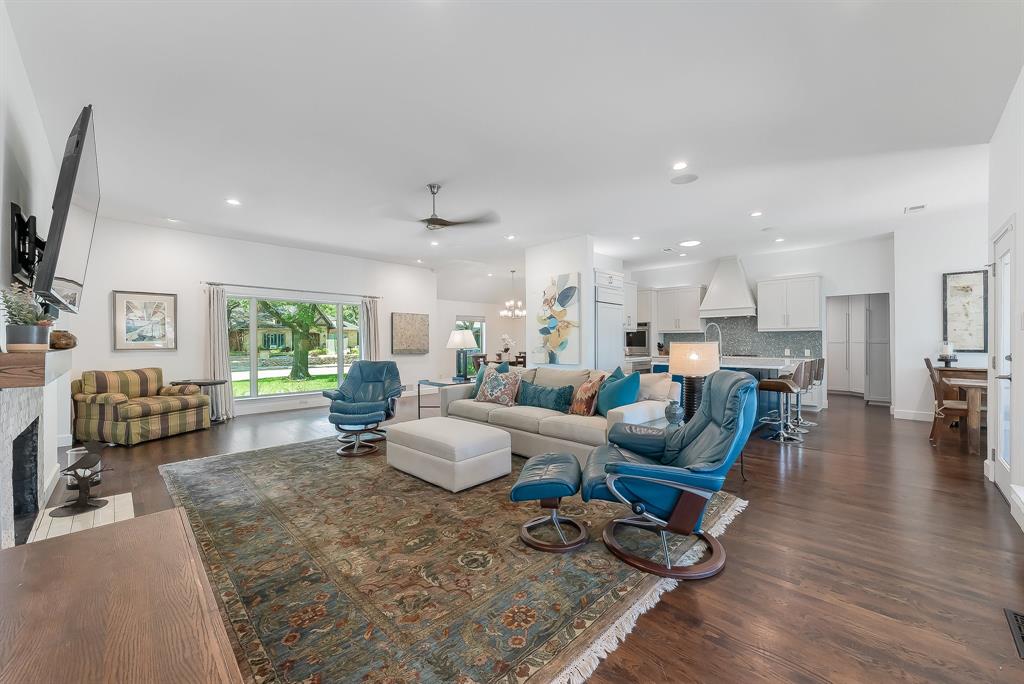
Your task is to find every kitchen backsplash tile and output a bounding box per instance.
[660,316,822,358]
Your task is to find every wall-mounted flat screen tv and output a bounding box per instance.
[33,105,100,313]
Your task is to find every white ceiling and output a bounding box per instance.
[7,1,1023,300]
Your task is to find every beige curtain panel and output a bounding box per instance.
[207,285,235,420]
[362,297,381,361]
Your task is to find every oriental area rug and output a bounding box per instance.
[160,437,747,684]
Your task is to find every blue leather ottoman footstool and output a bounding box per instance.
[509,452,589,552]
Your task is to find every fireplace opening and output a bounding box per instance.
[12,418,39,545]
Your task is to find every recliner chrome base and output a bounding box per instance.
[334,425,381,456]
[602,516,726,580]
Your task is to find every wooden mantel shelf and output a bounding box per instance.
[0,350,72,389]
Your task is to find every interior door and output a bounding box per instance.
[848,295,867,394]
[992,226,1014,497]
[826,296,850,391]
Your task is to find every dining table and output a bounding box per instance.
[943,377,988,456]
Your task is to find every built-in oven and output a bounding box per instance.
[624,323,649,356]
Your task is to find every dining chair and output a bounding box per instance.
[924,358,968,446]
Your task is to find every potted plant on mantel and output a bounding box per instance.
[0,284,53,352]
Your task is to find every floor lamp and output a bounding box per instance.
[669,341,721,421]
[447,329,479,381]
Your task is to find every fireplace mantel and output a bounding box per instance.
[0,350,72,548]
[0,350,72,389]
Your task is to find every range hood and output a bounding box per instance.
[699,257,757,318]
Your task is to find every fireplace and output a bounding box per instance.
[11,419,40,545]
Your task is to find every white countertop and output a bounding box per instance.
[651,355,803,372]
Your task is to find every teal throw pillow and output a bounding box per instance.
[518,380,574,413]
[471,361,509,398]
[605,366,625,383]
[597,370,640,416]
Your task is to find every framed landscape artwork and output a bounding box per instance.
[537,272,580,364]
[391,312,429,354]
[942,270,988,353]
[112,290,178,350]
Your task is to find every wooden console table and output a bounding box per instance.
[0,508,242,683]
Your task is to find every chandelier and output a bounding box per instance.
[500,269,526,319]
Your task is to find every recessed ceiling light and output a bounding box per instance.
[430,240,439,246]
[670,173,699,185]
[679,240,701,247]
[225,198,241,206]
[631,235,640,240]
[678,253,687,257]
[672,161,688,171]
[487,273,493,277]
[416,258,423,263]
[505,234,515,240]
[750,211,763,218]
[774,237,785,243]
[165,217,180,223]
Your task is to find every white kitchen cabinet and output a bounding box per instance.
[824,292,891,402]
[655,286,704,333]
[623,280,638,330]
[757,276,821,331]
[848,294,866,394]
[637,288,654,324]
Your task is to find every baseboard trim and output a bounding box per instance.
[1010,485,1024,535]
[984,459,994,481]
[893,409,932,422]
[57,433,73,448]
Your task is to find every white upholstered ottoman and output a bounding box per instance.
[386,416,512,492]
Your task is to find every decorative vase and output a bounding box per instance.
[50,330,78,350]
[6,324,51,352]
[664,399,684,425]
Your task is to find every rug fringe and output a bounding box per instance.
[546,496,748,684]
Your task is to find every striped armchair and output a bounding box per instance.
[72,368,211,446]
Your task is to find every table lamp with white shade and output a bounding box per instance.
[447,329,479,381]
[669,341,721,421]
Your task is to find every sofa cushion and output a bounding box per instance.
[597,370,640,416]
[570,374,605,416]
[115,394,209,420]
[448,398,503,422]
[81,368,164,398]
[386,416,509,462]
[471,361,509,399]
[639,373,672,401]
[510,367,537,384]
[489,405,564,433]
[533,367,592,393]
[475,366,521,406]
[539,414,608,447]
[518,380,573,413]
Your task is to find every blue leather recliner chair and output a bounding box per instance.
[323,360,402,456]
[581,369,757,579]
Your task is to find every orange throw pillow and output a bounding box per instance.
[570,374,605,416]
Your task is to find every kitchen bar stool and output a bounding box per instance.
[758,373,804,443]
[792,359,819,430]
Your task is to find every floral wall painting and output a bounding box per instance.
[537,272,580,364]
[942,270,988,353]
[391,312,430,354]
[112,290,177,350]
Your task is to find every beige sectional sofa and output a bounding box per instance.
[439,367,681,463]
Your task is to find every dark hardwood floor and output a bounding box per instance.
[50,394,1024,682]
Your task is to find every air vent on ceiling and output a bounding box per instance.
[904,204,926,214]
[661,247,675,253]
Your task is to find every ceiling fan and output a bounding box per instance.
[418,183,499,231]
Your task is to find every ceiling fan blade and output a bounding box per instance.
[419,216,455,228]
[443,211,500,227]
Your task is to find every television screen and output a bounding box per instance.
[33,105,99,313]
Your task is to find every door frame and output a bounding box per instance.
[988,220,1014,500]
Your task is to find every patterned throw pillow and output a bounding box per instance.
[518,380,574,413]
[570,374,606,416]
[474,366,522,406]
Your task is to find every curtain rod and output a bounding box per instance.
[202,281,381,300]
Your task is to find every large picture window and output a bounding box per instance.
[228,296,361,398]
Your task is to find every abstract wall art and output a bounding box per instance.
[112,290,177,351]
[942,270,988,353]
[391,312,430,354]
[537,272,580,364]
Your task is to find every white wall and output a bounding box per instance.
[987,64,1023,529]
[0,0,56,285]
[432,298,527,378]
[64,218,444,413]
[892,206,989,421]
[630,234,895,298]
[525,235,595,369]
